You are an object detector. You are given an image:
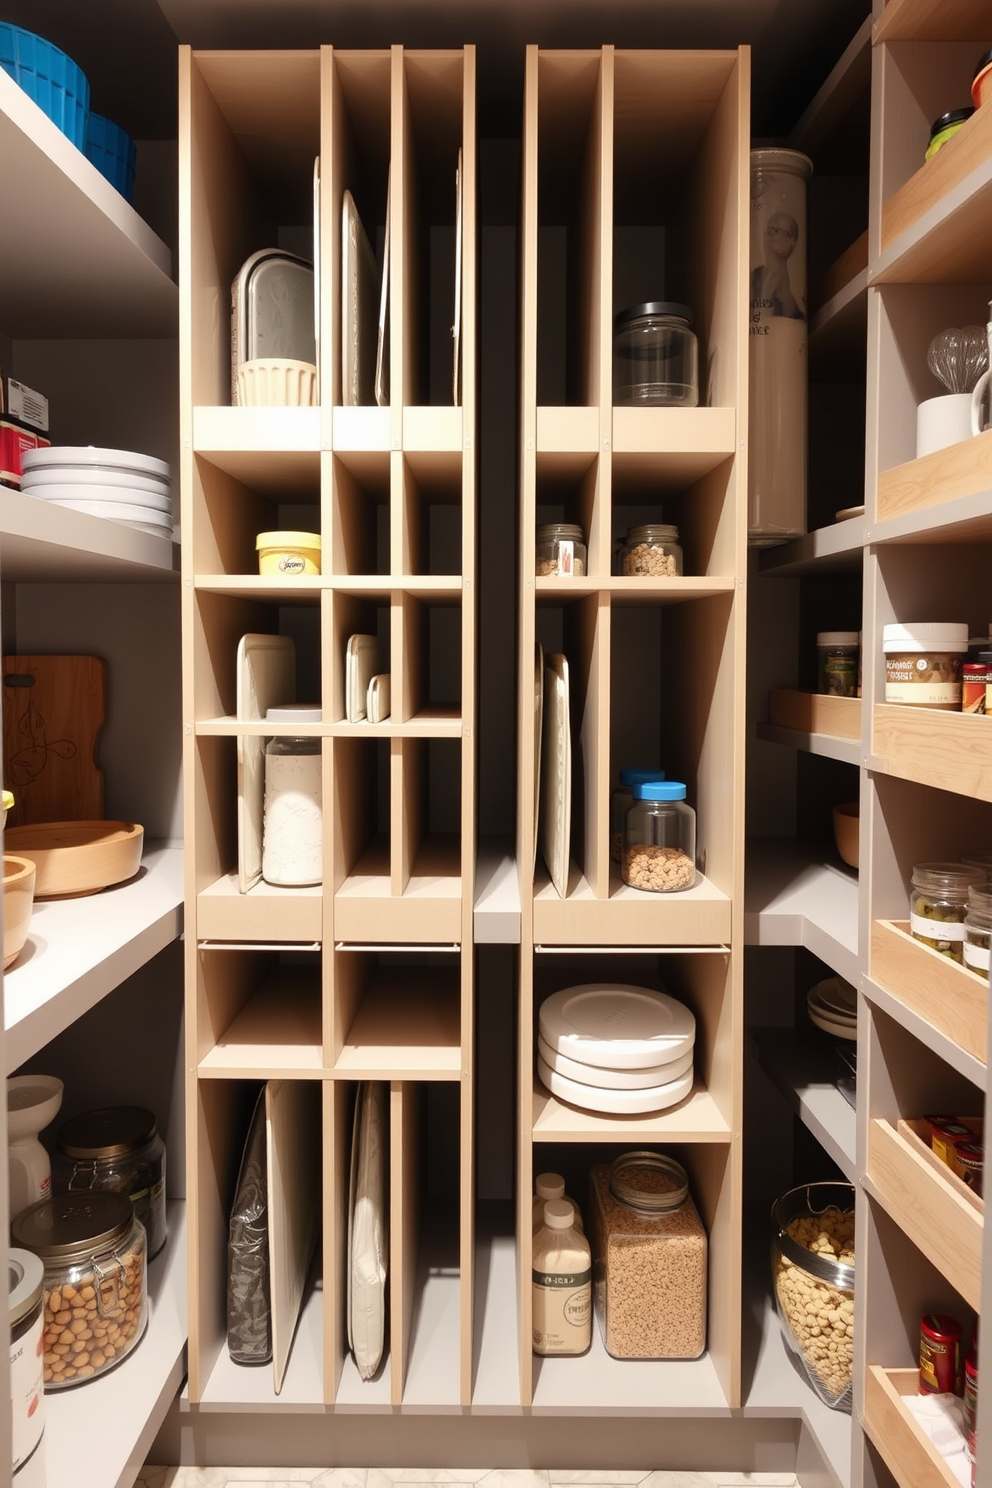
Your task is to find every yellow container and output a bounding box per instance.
[256,530,321,577]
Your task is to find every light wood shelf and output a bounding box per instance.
[757,517,864,577]
[768,690,861,742]
[334,972,461,1078]
[531,1079,732,1142]
[871,702,992,801]
[877,430,992,525]
[197,874,324,943]
[197,968,323,1077]
[533,867,733,946]
[864,1366,966,1488]
[870,918,988,1071]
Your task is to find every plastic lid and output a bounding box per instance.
[535,1173,565,1201]
[816,632,859,646]
[11,1191,134,1262]
[542,1198,576,1230]
[256,531,321,549]
[882,622,969,652]
[614,301,693,332]
[539,983,695,1070]
[265,705,322,722]
[8,1248,44,1329]
[930,107,975,137]
[619,768,666,787]
[56,1105,156,1160]
[631,780,687,801]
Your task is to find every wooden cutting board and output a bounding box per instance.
[2,656,107,826]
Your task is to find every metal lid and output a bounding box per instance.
[536,523,584,539]
[57,1105,156,1160]
[11,1191,133,1262]
[265,705,322,722]
[930,107,975,136]
[625,523,679,544]
[609,1151,688,1213]
[8,1248,44,1329]
[771,1182,855,1291]
[816,632,859,646]
[912,861,985,890]
[614,302,693,333]
[256,531,321,550]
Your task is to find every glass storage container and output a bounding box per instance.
[964,885,992,979]
[588,1152,707,1360]
[9,1247,44,1478]
[910,862,984,964]
[610,768,666,862]
[262,706,323,886]
[536,523,587,577]
[622,781,696,892]
[772,1181,855,1412]
[54,1105,167,1259]
[619,524,683,577]
[961,850,992,883]
[816,632,859,697]
[612,303,699,408]
[12,1191,148,1389]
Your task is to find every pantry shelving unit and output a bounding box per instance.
[179,42,478,1411]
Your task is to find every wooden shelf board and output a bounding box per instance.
[194,1281,324,1411]
[198,969,323,1077]
[752,1029,857,1183]
[334,968,462,1079]
[535,406,600,456]
[196,872,322,943]
[875,0,992,43]
[757,518,864,577]
[335,837,462,943]
[768,690,861,744]
[45,1201,186,1488]
[4,841,184,1074]
[870,919,988,1074]
[757,721,861,767]
[535,576,736,605]
[877,429,992,527]
[864,1366,964,1488]
[332,405,390,453]
[0,68,175,337]
[611,407,736,487]
[403,405,464,454]
[531,1079,731,1142]
[530,1316,729,1414]
[474,841,521,946]
[744,838,859,987]
[871,702,992,802]
[196,710,463,739]
[332,576,463,599]
[533,867,732,947]
[193,406,321,494]
[194,575,324,601]
[0,490,179,582]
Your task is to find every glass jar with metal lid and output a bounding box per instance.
[588,1151,707,1359]
[11,1191,148,1388]
[613,303,699,407]
[54,1105,166,1259]
[910,862,985,964]
[964,885,992,979]
[536,522,587,577]
[9,1247,45,1476]
[619,524,683,577]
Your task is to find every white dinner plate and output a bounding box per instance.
[21,445,171,480]
[21,465,171,497]
[539,983,696,1070]
[537,1054,694,1114]
[807,1005,857,1041]
[23,481,172,513]
[45,497,173,526]
[537,1033,694,1090]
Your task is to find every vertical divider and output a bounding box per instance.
[390,449,407,575]
[320,45,339,421]
[390,739,406,894]
[322,1078,343,1402]
[389,1080,421,1405]
[585,591,612,898]
[391,45,410,439]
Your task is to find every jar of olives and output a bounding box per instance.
[910,863,985,964]
[964,885,992,979]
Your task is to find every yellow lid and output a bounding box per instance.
[256,531,321,550]
[2,790,13,811]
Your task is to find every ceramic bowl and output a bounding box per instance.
[237,358,318,407]
[3,854,36,968]
[832,801,859,870]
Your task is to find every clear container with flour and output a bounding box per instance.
[262,706,323,886]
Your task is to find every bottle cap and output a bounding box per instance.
[543,1199,575,1230]
[632,781,687,801]
[535,1173,565,1201]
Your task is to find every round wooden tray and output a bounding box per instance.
[5,820,144,899]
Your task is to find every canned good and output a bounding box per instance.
[965,1352,978,1461]
[817,632,859,697]
[920,1313,962,1395]
[954,1142,984,1196]
[9,1248,44,1476]
[928,1116,976,1166]
[963,661,992,715]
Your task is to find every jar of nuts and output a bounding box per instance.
[54,1105,167,1258]
[588,1151,707,1359]
[619,524,683,577]
[622,781,696,892]
[771,1181,855,1412]
[536,523,587,577]
[11,1191,148,1389]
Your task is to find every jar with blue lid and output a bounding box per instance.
[623,781,696,893]
[610,768,666,862]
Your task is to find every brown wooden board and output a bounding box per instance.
[2,655,107,825]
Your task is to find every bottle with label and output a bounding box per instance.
[532,1199,591,1356]
[532,1173,584,1232]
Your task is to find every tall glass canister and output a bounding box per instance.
[748,149,813,546]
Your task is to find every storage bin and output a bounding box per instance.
[85,113,136,201]
[0,24,89,148]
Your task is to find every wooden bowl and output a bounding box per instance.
[5,821,144,899]
[832,802,859,870]
[3,854,36,968]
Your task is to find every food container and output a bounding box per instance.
[921,1313,962,1394]
[954,1142,984,1196]
[610,768,666,862]
[963,660,992,715]
[5,820,144,899]
[231,250,316,404]
[926,107,974,161]
[772,1181,855,1411]
[11,1191,148,1388]
[619,524,683,577]
[589,1152,706,1359]
[622,781,696,893]
[964,886,992,978]
[3,854,35,969]
[7,1075,63,1222]
[532,1199,591,1356]
[238,358,318,408]
[831,802,859,870]
[262,708,323,887]
[882,622,968,710]
[613,303,699,407]
[973,48,992,108]
[965,1352,978,1461]
[910,862,984,963]
[928,1116,977,1166]
[0,23,89,148]
[9,1247,45,1478]
[85,113,136,201]
[817,632,859,696]
[256,530,322,577]
[54,1106,167,1260]
[532,1172,584,1233]
[536,523,586,577]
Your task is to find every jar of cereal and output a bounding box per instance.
[619,525,683,577]
[623,782,696,892]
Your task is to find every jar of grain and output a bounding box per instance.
[619,525,683,577]
[11,1191,148,1389]
[54,1105,167,1259]
[536,524,587,577]
[588,1152,707,1360]
[532,1199,591,1356]
[772,1181,855,1412]
[622,782,696,892]
[882,622,968,710]
[964,886,992,979]
[610,768,665,862]
[910,862,984,964]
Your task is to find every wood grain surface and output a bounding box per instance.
[2,655,107,824]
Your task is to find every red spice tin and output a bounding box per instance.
[921,1313,963,1394]
[964,1352,978,1461]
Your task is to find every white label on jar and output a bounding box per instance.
[964,939,990,971]
[278,554,307,574]
[911,911,964,942]
[557,540,574,577]
[10,1307,44,1470]
[262,751,323,885]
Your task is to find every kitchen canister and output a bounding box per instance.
[54,1105,167,1259]
[9,1247,45,1482]
[262,707,323,886]
[748,149,813,546]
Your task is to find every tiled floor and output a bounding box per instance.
[137,1473,799,1488]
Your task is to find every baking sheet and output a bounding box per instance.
[266,1079,321,1394]
[346,634,379,722]
[342,191,379,407]
[375,167,391,409]
[540,651,570,898]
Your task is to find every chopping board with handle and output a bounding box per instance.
[2,656,107,826]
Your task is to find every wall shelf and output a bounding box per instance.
[760,691,861,766]
[744,839,859,987]
[876,430,992,528]
[751,1029,857,1183]
[533,869,733,947]
[757,519,864,578]
[870,703,992,802]
[0,491,180,582]
[530,1323,730,1415]
[870,918,988,1074]
[531,1079,732,1142]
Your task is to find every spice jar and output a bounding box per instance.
[619,524,683,577]
[964,886,992,978]
[622,781,696,892]
[588,1152,707,1359]
[9,1248,44,1478]
[929,1117,976,1167]
[610,768,666,862]
[262,706,323,886]
[532,1199,591,1357]
[817,632,859,697]
[963,660,992,715]
[921,1313,962,1395]
[882,622,968,710]
[910,862,984,963]
[613,303,699,408]
[54,1105,167,1259]
[536,523,587,577]
[12,1192,148,1388]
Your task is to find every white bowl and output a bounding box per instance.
[238,358,318,407]
[23,481,173,513]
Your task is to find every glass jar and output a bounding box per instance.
[536,523,587,577]
[9,1248,44,1477]
[961,851,992,884]
[610,768,665,862]
[772,1181,855,1412]
[588,1152,707,1359]
[262,706,323,886]
[622,781,696,892]
[11,1192,148,1389]
[910,862,984,963]
[964,885,992,979]
[613,303,699,408]
[53,1106,167,1259]
[817,632,859,697]
[619,524,683,577]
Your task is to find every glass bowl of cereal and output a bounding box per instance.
[771,1181,855,1411]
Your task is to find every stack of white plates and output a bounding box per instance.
[537,983,696,1114]
[20,446,173,538]
[807,976,857,1041]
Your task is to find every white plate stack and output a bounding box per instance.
[537,983,696,1114]
[20,446,174,538]
[807,976,857,1041]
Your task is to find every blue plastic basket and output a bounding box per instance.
[0,23,89,149]
[85,113,136,202]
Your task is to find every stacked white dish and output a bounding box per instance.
[20,446,173,538]
[537,982,695,1114]
[807,976,857,1041]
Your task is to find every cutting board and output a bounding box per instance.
[2,656,107,826]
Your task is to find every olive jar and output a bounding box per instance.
[613,303,699,407]
[622,781,696,892]
[54,1105,167,1259]
[910,862,985,964]
[964,885,992,979]
[11,1191,148,1389]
